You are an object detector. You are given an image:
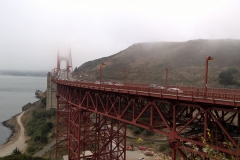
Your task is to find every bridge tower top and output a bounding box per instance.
[56,50,73,74]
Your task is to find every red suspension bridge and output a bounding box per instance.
[52,53,240,160]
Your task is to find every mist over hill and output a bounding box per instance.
[74,39,240,87]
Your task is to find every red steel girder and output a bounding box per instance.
[56,84,240,159]
[56,96,69,158]
[61,101,126,160]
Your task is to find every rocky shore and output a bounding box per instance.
[1,113,20,146]
[0,112,27,157]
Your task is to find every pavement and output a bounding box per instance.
[33,139,56,157]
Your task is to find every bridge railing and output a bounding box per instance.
[52,79,240,105]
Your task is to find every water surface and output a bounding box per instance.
[0,75,46,145]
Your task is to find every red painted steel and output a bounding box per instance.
[54,80,240,159]
[56,96,69,158]
[53,79,240,107]
[67,106,126,160]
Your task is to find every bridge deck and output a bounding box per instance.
[52,79,240,107]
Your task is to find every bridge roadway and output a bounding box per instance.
[53,79,240,107]
[53,78,240,160]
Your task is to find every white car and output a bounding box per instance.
[149,84,165,90]
[167,88,183,93]
[95,81,100,84]
[156,86,165,89]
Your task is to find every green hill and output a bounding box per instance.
[74,39,240,87]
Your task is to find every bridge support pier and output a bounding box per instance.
[46,72,57,110]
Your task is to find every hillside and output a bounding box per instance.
[74,39,240,87]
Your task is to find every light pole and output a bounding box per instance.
[99,63,106,84]
[204,56,214,93]
[121,69,126,83]
[67,66,72,79]
[164,68,168,88]
[88,70,90,81]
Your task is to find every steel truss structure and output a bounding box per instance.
[56,95,126,159]
[55,83,240,160]
[56,96,69,158]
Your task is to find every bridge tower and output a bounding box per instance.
[46,51,73,110]
[56,50,73,78]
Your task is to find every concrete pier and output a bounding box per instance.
[46,72,57,110]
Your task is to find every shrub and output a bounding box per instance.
[11,147,21,155]
[133,127,142,135]
[27,146,36,153]
[159,143,169,152]
[143,130,155,136]
[41,97,46,106]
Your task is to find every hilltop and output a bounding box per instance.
[74,39,240,87]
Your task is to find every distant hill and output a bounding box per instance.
[74,39,240,87]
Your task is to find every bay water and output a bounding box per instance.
[0,75,46,145]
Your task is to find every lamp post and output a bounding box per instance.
[164,68,168,88]
[99,63,106,84]
[88,70,90,81]
[204,56,214,93]
[67,66,72,79]
[121,69,126,83]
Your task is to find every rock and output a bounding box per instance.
[1,114,19,145]
[22,102,32,111]
[35,90,44,99]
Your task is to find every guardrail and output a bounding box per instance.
[52,79,240,107]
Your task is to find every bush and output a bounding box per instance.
[27,146,36,153]
[34,136,40,142]
[133,127,142,135]
[47,122,53,129]
[11,147,21,155]
[159,143,169,152]
[26,109,56,154]
[41,97,46,106]
[0,154,46,160]
[143,130,155,136]
[40,136,48,144]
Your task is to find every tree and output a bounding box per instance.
[74,67,78,72]
[218,67,238,85]
[11,147,21,155]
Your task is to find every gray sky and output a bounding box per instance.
[1,0,240,71]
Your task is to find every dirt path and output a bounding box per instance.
[0,112,27,157]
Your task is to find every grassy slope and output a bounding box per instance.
[21,98,56,155]
[75,39,240,87]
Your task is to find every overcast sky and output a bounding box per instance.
[1,0,240,71]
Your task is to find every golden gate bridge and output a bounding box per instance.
[51,53,240,160]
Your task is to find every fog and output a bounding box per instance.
[0,0,240,71]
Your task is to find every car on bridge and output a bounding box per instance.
[167,88,183,93]
[95,81,100,84]
[149,84,165,89]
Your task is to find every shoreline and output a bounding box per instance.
[0,111,27,157]
[1,113,21,146]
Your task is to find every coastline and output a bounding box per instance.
[0,111,27,157]
[1,113,21,146]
